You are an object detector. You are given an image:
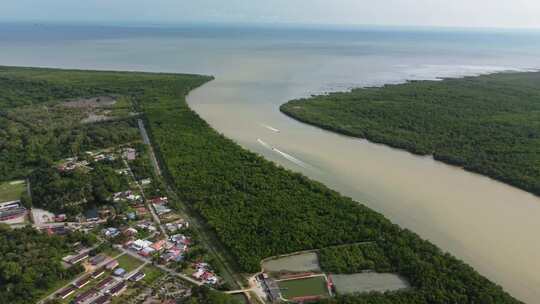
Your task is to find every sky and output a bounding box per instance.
[2,0,540,29]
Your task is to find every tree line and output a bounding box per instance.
[142,72,521,303]
[0,66,522,304]
[281,72,540,196]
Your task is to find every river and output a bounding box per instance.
[2,23,540,302]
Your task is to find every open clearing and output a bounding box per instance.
[278,276,329,300]
[116,254,143,272]
[0,180,26,203]
[263,252,321,273]
[331,273,409,294]
[62,96,117,108]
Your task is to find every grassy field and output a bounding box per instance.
[0,180,26,203]
[102,247,123,258]
[116,254,144,272]
[278,276,329,300]
[140,265,164,285]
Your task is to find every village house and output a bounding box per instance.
[74,275,93,289]
[129,271,146,282]
[122,147,137,161]
[89,254,108,265]
[113,268,127,277]
[95,276,115,289]
[92,267,106,279]
[56,286,77,299]
[90,294,111,304]
[66,251,90,265]
[108,281,127,296]
[73,288,98,304]
[105,259,119,270]
[102,227,120,238]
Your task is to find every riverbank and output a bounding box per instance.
[280,71,540,197]
[140,70,521,302]
[0,66,524,303]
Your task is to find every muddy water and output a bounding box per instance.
[184,30,540,303]
[189,78,540,302]
[2,24,540,302]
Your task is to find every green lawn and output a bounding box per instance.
[116,254,144,272]
[140,265,164,285]
[102,247,122,258]
[0,180,26,203]
[278,276,329,300]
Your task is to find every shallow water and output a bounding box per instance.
[262,253,321,273]
[2,23,540,302]
[331,273,409,294]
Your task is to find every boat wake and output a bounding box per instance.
[260,124,280,133]
[257,138,309,169]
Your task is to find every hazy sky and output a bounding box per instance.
[2,0,540,29]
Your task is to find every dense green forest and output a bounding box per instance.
[182,286,241,304]
[141,70,520,303]
[281,72,540,196]
[0,67,521,303]
[319,243,392,273]
[28,161,130,214]
[0,225,92,304]
[0,70,141,182]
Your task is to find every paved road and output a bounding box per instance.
[138,116,251,300]
[122,157,169,238]
[138,119,161,177]
[115,245,204,286]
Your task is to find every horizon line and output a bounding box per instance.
[3,20,540,33]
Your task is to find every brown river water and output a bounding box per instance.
[2,24,540,302]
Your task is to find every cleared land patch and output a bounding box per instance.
[0,180,26,202]
[116,254,144,272]
[278,276,329,300]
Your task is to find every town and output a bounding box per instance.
[0,126,224,304]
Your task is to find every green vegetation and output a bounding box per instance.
[29,160,131,214]
[319,243,392,273]
[142,72,520,303]
[116,254,144,272]
[140,265,163,285]
[0,225,87,304]
[279,276,329,299]
[0,180,26,202]
[281,72,540,196]
[0,67,522,303]
[0,100,139,182]
[185,286,241,304]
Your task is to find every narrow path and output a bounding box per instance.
[115,245,204,286]
[138,116,247,294]
[138,119,161,176]
[225,288,254,294]
[276,273,326,282]
[122,156,168,238]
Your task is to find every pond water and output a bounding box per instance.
[262,252,321,273]
[331,273,409,294]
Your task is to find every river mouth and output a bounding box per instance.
[2,24,540,302]
[187,75,540,302]
[184,29,540,303]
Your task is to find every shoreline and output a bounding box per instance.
[280,70,540,198]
